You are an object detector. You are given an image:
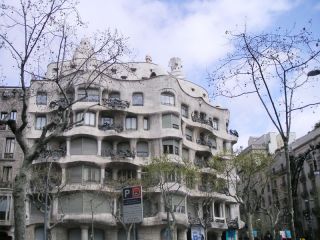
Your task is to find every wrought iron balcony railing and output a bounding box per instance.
[227,217,239,229]
[98,122,123,132]
[196,139,215,148]
[4,153,14,159]
[0,181,13,189]
[191,112,213,127]
[102,149,135,158]
[229,129,239,137]
[49,98,73,109]
[102,98,130,109]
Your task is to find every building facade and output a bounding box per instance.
[0,40,241,240]
[0,87,24,240]
[242,130,320,239]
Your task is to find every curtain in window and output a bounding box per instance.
[137,141,148,157]
[132,93,143,106]
[5,138,15,153]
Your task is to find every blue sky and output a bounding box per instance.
[1,0,320,148]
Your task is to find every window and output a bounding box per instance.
[35,116,47,130]
[0,112,7,130]
[0,195,10,220]
[70,137,97,155]
[143,117,149,130]
[109,91,120,99]
[36,92,47,105]
[2,166,12,182]
[101,116,114,126]
[76,112,96,126]
[9,111,16,120]
[214,202,222,217]
[181,104,188,118]
[137,141,149,157]
[118,169,136,182]
[4,138,15,158]
[161,92,175,106]
[163,139,179,155]
[185,128,193,141]
[213,118,219,130]
[126,117,137,130]
[78,88,99,102]
[172,195,185,213]
[174,205,185,213]
[132,93,144,106]
[67,165,100,184]
[35,226,45,240]
[162,114,179,129]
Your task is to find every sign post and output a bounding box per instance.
[122,186,143,224]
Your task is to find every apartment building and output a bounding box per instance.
[0,87,24,240]
[0,40,241,240]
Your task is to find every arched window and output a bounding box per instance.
[70,137,97,155]
[160,92,175,106]
[137,141,149,157]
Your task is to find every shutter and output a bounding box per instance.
[172,114,179,126]
[137,142,148,156]
[68,193,83,213]
[82,138,97,155]
[70,138,82,155]
[162,114,171,128]
[67,166,82,183]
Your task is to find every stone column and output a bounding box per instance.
[101,166,105,184]
[61,166,66,185]
[99,87,103,105]
[137,166,142,179]
[66,137,71,156]
[97,137,102,156]
[106,229,118,240]
[179,140,183,158]
[212,200,215,221]
[222,202,226,223]
[81,225,89,240]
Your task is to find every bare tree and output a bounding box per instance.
[210,26,320,239]
[0,1,127,239]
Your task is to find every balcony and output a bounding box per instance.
[49,98,73,109]
[102,149,135,159]
[37,148,66,161]
[98,122,123,132]
[229,130,239,137]
[198,184,213,192]
[0,181,12,189]
[227,217,239,229]
[196,139,215,148]
[102,98,130,109]
[191,112,213,127]
[3,153,14,159]
[194,158,209,168]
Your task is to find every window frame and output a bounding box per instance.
[126,116,137,130]
[35,115,47,130]
[78,88,100,102]
[132,92,144,106]
[4,138,15,159]
[160,92,175,106]
[76,112,96,126]
[143,117,149,130]
[181,104,189,118]
[36,91,47,105]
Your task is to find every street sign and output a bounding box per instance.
[122,186,143,224]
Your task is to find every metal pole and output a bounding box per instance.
[133,223,136,240]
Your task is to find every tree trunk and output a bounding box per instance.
[247,213,254,240]
[284,140,296,240]
[13,168,28,240]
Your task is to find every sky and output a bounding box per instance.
[1,0,320,149]
[75,0,320,148]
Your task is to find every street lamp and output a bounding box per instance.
[307,69,320,77]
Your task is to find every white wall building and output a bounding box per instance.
[1,40,242,240]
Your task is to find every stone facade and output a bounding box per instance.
[0,41,241,240]
[0,87,24,240]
